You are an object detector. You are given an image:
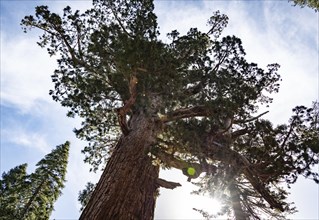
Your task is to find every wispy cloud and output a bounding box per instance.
[0,33,56,113]
[0,0,93,115]
[2,128,50,153]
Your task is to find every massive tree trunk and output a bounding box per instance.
[80,111,160,220]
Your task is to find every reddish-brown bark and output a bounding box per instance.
[80,112,160,220]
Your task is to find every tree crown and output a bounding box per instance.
[21,1,319,218]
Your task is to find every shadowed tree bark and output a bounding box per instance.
[80,112,161,220]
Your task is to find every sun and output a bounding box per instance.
[194,195,223,215]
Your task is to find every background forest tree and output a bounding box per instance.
[0,142,70,220]
[21,0,319,219]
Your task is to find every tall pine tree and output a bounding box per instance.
[0,164,29,219]
[21,1,319,219]
[0,142,70,219]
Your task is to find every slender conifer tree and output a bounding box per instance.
[0,142,70,220]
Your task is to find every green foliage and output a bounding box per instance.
[78,182,96,211]
[289,0,319,11]
[22,1,171,172]
[21,0,319,219]
[190,102,318,218]
[0,142,70,220]
[0,164,29,219]
[21,3,280,171]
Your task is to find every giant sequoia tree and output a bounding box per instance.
[22,0,319,219]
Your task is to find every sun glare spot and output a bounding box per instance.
[193,194,222,215]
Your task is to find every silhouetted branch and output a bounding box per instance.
[161,106,212,122]
[234,111,269,124]
[156,178,181,189]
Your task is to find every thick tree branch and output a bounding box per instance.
[231,128,249,138]
[154,150,217,181]
[242,166,284,212]
[234,111,269,124]
[155,150,192,170]
[109,6,134,38]
[205,141,284,212]
[280,118,296,148]
[156,178,181,189]
[161,106,212,123]
[76,24,84,59]
[117,75,138,135]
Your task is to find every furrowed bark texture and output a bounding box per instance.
[80,112,160,220]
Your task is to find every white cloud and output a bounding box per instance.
[2,128,50,153]
[0,1,95,115]
[0,33,56,113]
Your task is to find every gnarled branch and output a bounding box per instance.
[117,75,138,135]
[205,141,284,212]
[231,128,249,138]
[156,178,181,189]
[234,111,269,124]
[154,150,217,181]
[161,106,212,123]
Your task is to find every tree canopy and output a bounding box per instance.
[21,0,319,219]
[289,0,319,11]
[0,142,70,219]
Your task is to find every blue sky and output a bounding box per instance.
[0,0,318,219]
